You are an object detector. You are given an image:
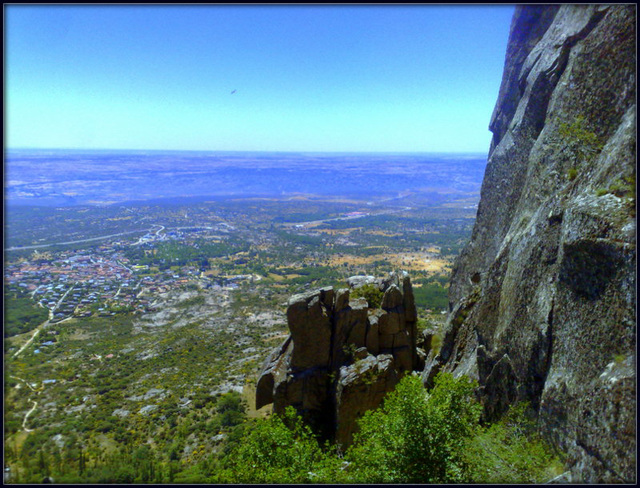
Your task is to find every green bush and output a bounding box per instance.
[345,373,564,484]
[218,407,325,483]
[216,391,245,414]
[351,283,383,309]
[194,372,565,484]
[346,372,482,483]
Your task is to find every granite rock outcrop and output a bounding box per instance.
[424,5,635,483]
[256,271,419,447]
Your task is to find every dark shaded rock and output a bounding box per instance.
[332,297,369,368]
[401,271,419,370]
[319,286,335,308]
[273,368,332,437]
[255,335,293,409]
[401,272,418,323]
[378,310,402,335]
[335,288,350,311]
[381,284,403,310]
[416,348,426,372]
[353,346,369,362]
[365,309,382,355]
[393,345,413,372]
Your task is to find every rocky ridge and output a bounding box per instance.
[424,5,635,483]
[256,272,421,447]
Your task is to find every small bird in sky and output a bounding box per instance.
[230,89,237,95]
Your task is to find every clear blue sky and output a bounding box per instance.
[5,4,515,153]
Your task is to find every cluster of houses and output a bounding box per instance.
[6,224,252,324]
[5,247,194,321]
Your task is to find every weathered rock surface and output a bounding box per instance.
[335,353,398,447]
[257,271,419,446]
[425,5,635,483]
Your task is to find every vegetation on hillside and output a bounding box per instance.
[5,368,564,483]
[4,288,49,338]
[205,373,563,483]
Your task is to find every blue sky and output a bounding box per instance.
[5,4,515,153]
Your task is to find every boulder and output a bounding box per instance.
[335,354,399,447]
[346,275,376,289]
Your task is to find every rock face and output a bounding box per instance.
[256,271,419,447]
[424,5,635,483]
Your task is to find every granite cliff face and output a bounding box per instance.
[424,5,635,483]
[256,272,421,447]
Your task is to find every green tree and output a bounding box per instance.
[219,407,325,483]
[345,372,482,483]
[215,391,246,429]
[216,391,244,414]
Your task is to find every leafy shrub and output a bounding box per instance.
[567,167,578,181]
[351,283,383,309]
[345,373,564,484]
[216,391,245,415]
[218,407,325,483]
[219,409,245,428]
[345,372,482,483]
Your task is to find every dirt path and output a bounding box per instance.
[11,376,46,433]
[22,400,38,433]
[12,327,44,358]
